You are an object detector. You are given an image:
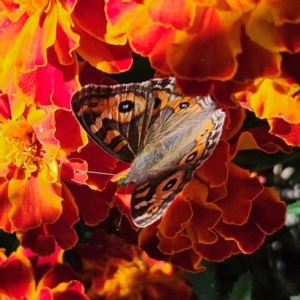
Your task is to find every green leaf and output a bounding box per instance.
[233,148,300,172]
[227,271,252,300]
[287,200,300,215]
[186,261,218,300]
[290,296,300,300]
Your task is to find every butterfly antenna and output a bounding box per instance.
[116,182,130,231]
[74,169,116,176]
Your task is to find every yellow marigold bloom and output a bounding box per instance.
[0,119,38,177]
[237,75,300,146]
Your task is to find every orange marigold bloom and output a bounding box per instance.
[0,93,87,254]
[105,0,300,81]
[0,92,128,255]
[136,140,286,271]
[105,0,300,145]
[236,73,300,146]
[0,245,88,299]
[0,0,132,99]
[112,106,288,271]
[76,230,193,300]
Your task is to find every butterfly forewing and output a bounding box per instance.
[71,83,155,162]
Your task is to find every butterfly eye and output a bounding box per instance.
[119,100,134,113]
[179,102,189,109]
[163,178,177,191]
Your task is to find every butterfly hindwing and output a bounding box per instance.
[130,101,226,227]
[131,166,194,227]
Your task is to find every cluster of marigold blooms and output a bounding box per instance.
[0,0,298,298]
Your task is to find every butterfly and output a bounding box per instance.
[71,77,225,227]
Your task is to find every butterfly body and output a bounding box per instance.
[71,77,225,227]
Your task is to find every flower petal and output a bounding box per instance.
[19,183,79,255]
[249,79,300,123]
[147,0,196,30]
[47,183,79,250]
[234,30,281,82]
[157,195,192,239]
[197,140,229,186]
[170,249,205,272]
[8,176,62,230]
[215,163,263,226]
[17,47,80,108]
[67,181,114,226]
[168,7,242,80]
[158,232,192,255]
[75,24,132,73]
[251,187,286,235]
[193,235,241,262]
[0,178,13,231]
[0,252,34,298]
[269,118,300,146]
[55,109,88,155]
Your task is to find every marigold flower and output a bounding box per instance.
[135,140,286,271]
[0,245,88,299]
[104,0,300,145]
[0,0,132,102]
[76,230,193,300]
[0,94,128,255]
[236,74,300,146]
[112,111,288,271]
[0,93,88,254]
[105,0,299,81]
[0,0,294,284]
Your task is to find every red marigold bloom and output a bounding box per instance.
[105,0,300,81]
[0,0,132,100]
[0,245,88,299]
[90,88,288,272]
[0,0,293,282]
[104,0,300,145]
[112,106,289,271]
[0,68,130,256]
[76,230,193,300]
[72,0,132,73]
[0,93,89,254]
[136,140,286,271]
[0,0,78,89]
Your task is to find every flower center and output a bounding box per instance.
[0,119,39,176]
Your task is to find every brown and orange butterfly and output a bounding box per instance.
[71,77,225,227]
